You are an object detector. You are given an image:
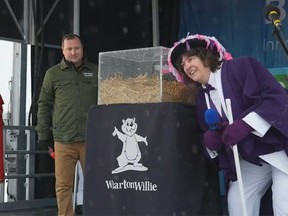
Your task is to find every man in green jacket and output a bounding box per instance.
[36,33,98,216]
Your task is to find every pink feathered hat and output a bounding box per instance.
[167,34,232,83]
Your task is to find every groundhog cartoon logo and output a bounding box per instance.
[112,117,148,174]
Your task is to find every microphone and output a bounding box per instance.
[205,108,220,131]
[263,4,282,31]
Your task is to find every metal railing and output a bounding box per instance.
[0,125,56,212]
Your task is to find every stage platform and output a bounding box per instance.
[0,206,57,216]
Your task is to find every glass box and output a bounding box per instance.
[97,46,196,105]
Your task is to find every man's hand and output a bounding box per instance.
[38,137,54,150]
[38,140,52,150]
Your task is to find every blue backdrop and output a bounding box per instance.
[179,0,288,75]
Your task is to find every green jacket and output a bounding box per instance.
[36,58,98,143]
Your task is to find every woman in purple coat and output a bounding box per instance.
[168,34,288,216]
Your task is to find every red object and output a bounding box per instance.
[48,146,55,159]
[50,152,55,159]
[0,94,4,183]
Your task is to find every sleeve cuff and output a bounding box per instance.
[243,111,271,137]
[206,148,218,158]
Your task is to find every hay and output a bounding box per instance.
[99,74,197,105]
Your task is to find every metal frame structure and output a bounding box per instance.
[0,126,56,211]
[0,0,81,212]
[0,0,159,212]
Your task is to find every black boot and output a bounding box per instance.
[75,205,83,215]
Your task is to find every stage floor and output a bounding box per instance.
[0,206,57,216]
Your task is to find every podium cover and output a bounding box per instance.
[84,102,222,215]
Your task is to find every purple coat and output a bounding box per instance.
[196,56,288,181]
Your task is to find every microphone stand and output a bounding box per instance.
[272,26,288,58]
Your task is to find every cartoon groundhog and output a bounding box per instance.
[112,117,148,173]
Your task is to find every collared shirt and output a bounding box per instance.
[204,69,270,137]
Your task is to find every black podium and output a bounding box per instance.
[84,102,222,215]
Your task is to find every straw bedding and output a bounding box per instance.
[99,74,197,105]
